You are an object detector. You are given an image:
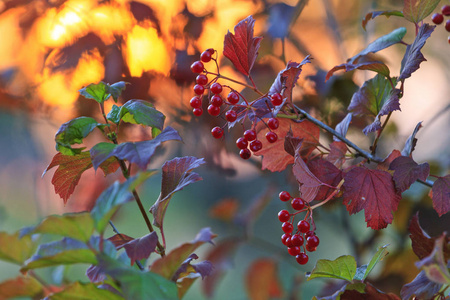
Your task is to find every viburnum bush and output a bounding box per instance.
[0,0,449,300]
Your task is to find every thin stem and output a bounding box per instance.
[310,179,344,210]
[206,72,265,96]
[109,221,145,271]
[371,111,392,155]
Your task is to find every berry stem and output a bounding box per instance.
[310,179,345,210]
[206,72,265,96]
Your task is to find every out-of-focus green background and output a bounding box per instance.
[0,0,449,299]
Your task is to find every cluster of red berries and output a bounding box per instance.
[277,191,319,265]
[431,5,450,43]
[189,48,284,160]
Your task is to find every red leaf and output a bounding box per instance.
[107,234,135,249]
[254,119,320,172]
[343,167,402,229]
[123,232,158,265]
[430,175,450,217]
[341,282,401,299]
[326,141,348,168]
[389,156,429,193]
[223,15,262,76]
[245,258,284,300]
[377,149,401,171]
[409,214,436,260]
[307,159,343,201]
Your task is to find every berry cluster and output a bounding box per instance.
[278,191,319,265]
[189,48,283,160]
[431,5,450,43]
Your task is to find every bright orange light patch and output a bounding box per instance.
[37,73,78,107]
[71,50,105,90]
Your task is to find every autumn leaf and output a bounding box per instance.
[403,0,441,24]
[389,156,429,193]
[245,258,283,300]
[326,141,348,168]
[377,149,401,171]
[223,15,262,76]
[122,232,158,266]
[0,275,43,299]
[326,59,390,82]
[430,175,450,217]
[415,235,450,284]
[343,166,402,229]
[108,233,134,249]
[254,119,320,172]
[209,198,240,222]
[334,112,352,141]
[362,10,404,30]
[401,270,442,300]
[306,159,343,201]
[402,122,422,156]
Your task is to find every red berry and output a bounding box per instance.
[244,129,257,141]
[190,96,202,108]
[207,104,220,116]
[305,231,315,238]
[281,222,293,234]
[306,235,320,248]
[305,244,317,252]
[190,61,204,73]
[249,139,262,152]
[297,220,310,233]
[210,82,223,94]
[285,236,293,247]
[279,191,291,202]
[225,110,237,122]
[206,48,215,54]
[448,36,450,44]
[236,137,248,149]
[290,234,304,247]
[442,4,450,16]
[281,234,291,246]
[432,13,444,25]
[200,50,212,63]
[446,20,450,32]
[291,198,305,210]
[265,131,278,143]
[226,91,239,104]
[267,118,279,130]
[296,253,309,265]
[196,74,208,85]
[210,95,223,107]
[278,210,290,222]
[193,84,205,95]
[192,108,203,116]
[239,148,251,159]
[288,246,301,256]
[271,93,283,106]
[211,126,223,139]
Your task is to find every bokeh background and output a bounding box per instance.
[0,0,449,299]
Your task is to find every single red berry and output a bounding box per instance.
[192,108,203,116]
[249,140,263,152]
[190,96,202,108]
[446,20,450,32]
[210,95,223,107]
[297,220,310,233]
[305,244,317,252]
[211,126,223,139]
[244,129,257,141]
[206,48,215,54]
[190,61,204,73]
[271,93,283,106]
[279,191,291,202]
[281,222,293,234]
[210,82,223,94]
[239,148,251,159]
[207,104,220,116]
[442,4,450,16]
[226,91,239,104]
[278,210,290,222]
[225,110,237,122]
[236,137,248,149]
[285,236,293,247]
[265,131,278,143]
[432,13,444,25]
[296,253,309,265]
[307,235,320,248]
[288,246,301,256]
[291,198,305,210]
[193,84,205,95]
[267,118,279,130]
[305,231,315,238]
[200,50,212,63]
[290,234,304,247]
[281,233,291,246]
[196,74,208,85]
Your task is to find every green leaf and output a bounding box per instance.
[0,232,36,265]
[0,275,43,299]
[79,82,110,104]
[362,10,404,31]
[90,171,157,233]
[307,255,357,282]
[46,282,124,300]
[107,99,165,129]
[55,117,104,155]
[98,254,178,300]
[403,0,441,24]
[108,81,128,103]
[31,212,94,243]
[362,244,389,280]
[21,237,97,271]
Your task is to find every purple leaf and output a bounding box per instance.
[228,96,274,129]
[378,88,401,116]
[123,232,158,266]
[415,235,450,284]
[431,175,450,217]
[389,156,430,193]
[223,16,262,76]
[400,270,442,300]
[284,130,302,157]
[362,115,381,135]
[326,60,390,82]
[399,24,435,80]
[171,253,213,281]
[334,113,352,141]
[402,122,422,156]
[86,264,107,283]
